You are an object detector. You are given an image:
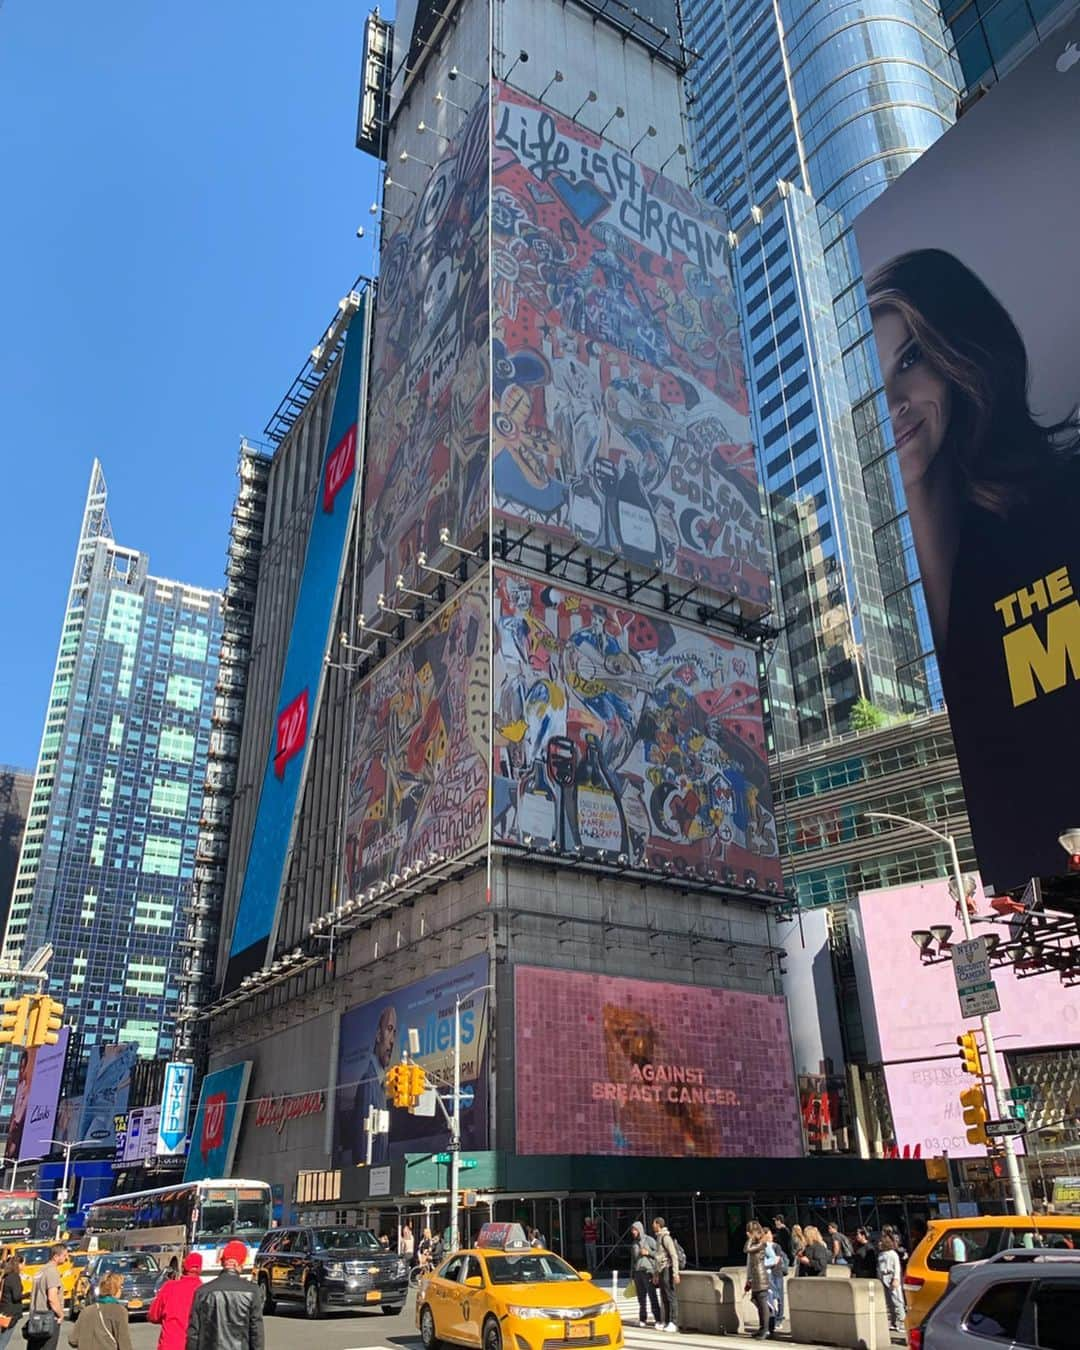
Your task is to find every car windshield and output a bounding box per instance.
[17,1247,51,1266]
[485,1254,583,1285]
[313,1229,382,1251]
[99,1255,159,1274]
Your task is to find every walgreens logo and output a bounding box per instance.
[274,689,309,778]
[323,423,357,513]
[254,1090,325,1134]
[200,1091,227,1161]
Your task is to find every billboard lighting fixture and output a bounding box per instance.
[537,70,563,103]
[417,120,451,145]
[417,550,458,581]
[547,838,558,853]
[617,853,629,866]
[572,89,598,120]
[910,929,934,956]
[438,527,481,558]
[377,592,414,619]
[522,835,534,848]
[395,573,427,601]
[744,871,757,890]
[630,125,657,155]
[725,868,738,885]
[398,149,435,170]
[659,142,687,173]
[598,105,625,137]
[447,66,484,89]
[1058,828,1080,869]
[383,174,418,197]
[930,924,953,947]
[504,49,529,81]
[390,873,403,887]
[434,90,470,114]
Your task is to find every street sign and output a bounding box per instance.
[460,1158,478,1170]
[435,1152,451,1163]
[1006,1085,1035,1101]
[459,1084,475,1110]
[951,938,1001,1017]
[985,1118,1025,1137]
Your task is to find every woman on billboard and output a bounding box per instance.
[867,248,1080,888]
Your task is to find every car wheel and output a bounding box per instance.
[259,1275,275,1315]
[304,1279,324,1320]
[483,1315,502,1350]
[382,1304,402,1315]
[420,1303,441,1350]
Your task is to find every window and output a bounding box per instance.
[462,1256,484,1283]
[963,1280,1028,1341]
[293,1231,309,1255]
[1033,1280,1080,1350]
[928,1228,997,1270]
[439,1256,465,1283]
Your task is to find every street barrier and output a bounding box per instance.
[787,1275,891,1348]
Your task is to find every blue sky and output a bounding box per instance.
[0,0,384,768]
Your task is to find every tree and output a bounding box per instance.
[849,697,888,731]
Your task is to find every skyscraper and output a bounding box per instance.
[682,1,960,749]
[945,0,1077,88]
[1,462,222,1095]
[0,767,32,937]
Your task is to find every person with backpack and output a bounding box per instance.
[629,1223,662,1327]
[827,1222,853,1266]
[764,1226,789,1329]
[651,1217,682,1333]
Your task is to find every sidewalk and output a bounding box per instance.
[622,1316,907,1349]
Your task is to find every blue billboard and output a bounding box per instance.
[225,293,371,989]
[79,1043,137,1148]
[184,1061,252,1182]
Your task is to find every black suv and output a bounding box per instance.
[254,1226,409,1319]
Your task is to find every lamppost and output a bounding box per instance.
[44,1137,98,1239]
[865,811,1028,1213]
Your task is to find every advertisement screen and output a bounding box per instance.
[5,1027,70,1163]
[491,84,768,609]
[334,954,490,1165]
[185,1061,251,1182]
[344,580,489,897]
[514,965,802,1157]
[79,1043,137,1148]
[851,881,1079,1156]
[226,298,370,988]
[361,88,490,618]
[854,18,1080,891]
[493,569,780,885]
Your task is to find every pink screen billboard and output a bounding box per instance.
[515,965,802,1158]
[853,881,1079,1156]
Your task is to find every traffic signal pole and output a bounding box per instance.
[448,994,462,1257]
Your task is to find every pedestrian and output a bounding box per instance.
[744,1221,771,1340]
[651,1217,680,1333]
[629,1223,661,1327]
[583,1215,598,1272]
[399,1222,415,1261]
[796,1226,829,1277]
[826,1221,853,1266]
[26,1243,67,1350]
[417,1227,434,1272]
[185,1241,263,1350]
[851,1228,878,1280]
[763,1226,788,1330]
[528,1228,545,1250]
[790,1224,807,1263]
[148,1252,203,1350]
[881,1225,908,1266]
[0,1254,23,1350]
[68,1273,132,1350]
[771,1215,793,1263]
[877,1235,906,1331]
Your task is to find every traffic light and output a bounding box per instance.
[385,1064,408,1108]
[27,995,64,1048]
[957,1032,983,1076]
[407,1063,427,1106]
[961,1086,988,1146]
[0,996,31,1047]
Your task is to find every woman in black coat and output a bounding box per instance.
[0,1255,24,1350]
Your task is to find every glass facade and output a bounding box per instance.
[1,463,222,1106]
[683,0,959,749]
[944,0,1076,88]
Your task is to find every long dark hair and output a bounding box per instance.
[867,249,1079,512]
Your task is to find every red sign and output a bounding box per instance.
[274,689,309,778]
[201,1092,226,1160]
[253,1091,325,1134]
[323,424,357,513]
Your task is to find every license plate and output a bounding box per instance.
[128,1300,143,1309]
[566,1323,591,1339]
[366,1290,382,1302]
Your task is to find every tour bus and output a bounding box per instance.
[83,1179,272,1278]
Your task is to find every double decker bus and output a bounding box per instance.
[0,1190,53,1242]
[84,1179,272,1277]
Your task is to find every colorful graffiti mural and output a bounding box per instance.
[492,569,780,883]
[491,84,768,608]
[344,582,489,895]
[360,90,490,617]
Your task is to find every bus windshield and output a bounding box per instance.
[195,1187,271,1241]
[0,1195,37,1224]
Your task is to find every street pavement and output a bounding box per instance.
[114,1292,905,1350]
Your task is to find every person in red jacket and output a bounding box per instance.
[148,1252,203,1350]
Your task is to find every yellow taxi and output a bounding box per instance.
[417,1223,622,1350]
[904,1213,1080,1331]
[0,1242,70,1298]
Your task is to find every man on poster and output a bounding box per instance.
[349,1003,398,1165]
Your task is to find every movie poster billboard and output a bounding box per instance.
[491,84,769,610]
[854,17,1080,892]
[184,1061,251,1182]
[79,1043,137,1147]
[4,1027,70,1163]
[344,581,489,897]
[515,966,802,1157]
[361,88,490,617]
[334,955,490,1166]
[493,568,780,885]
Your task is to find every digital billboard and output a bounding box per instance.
[493,568,780,884]
[334,954,490,1166]
[79,1042,137,1148]
[360,88,490,618]
[185,1061,251,1182]
[343,580,489,897]
[226,297,370,989]
[851,881,1079,1157]
[5,1027,70,1163]
[491,84,768,609]
[854,17,1080,892]
[514,966,802,1157]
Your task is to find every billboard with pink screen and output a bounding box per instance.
[851,881,1079,1156]
[514,965,802,1157]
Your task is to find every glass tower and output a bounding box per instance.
[945,0,1077,87]
[1,462,222,1089]
[683,0,960,750]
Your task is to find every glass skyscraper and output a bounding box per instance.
[682,1,960,750]
[945,0,1077,87]
[1,462,222,1094]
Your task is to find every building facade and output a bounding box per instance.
[682,0,960,748]
[0,768,32,939]
[945,0,1078,88]
[1,462,223,1109]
